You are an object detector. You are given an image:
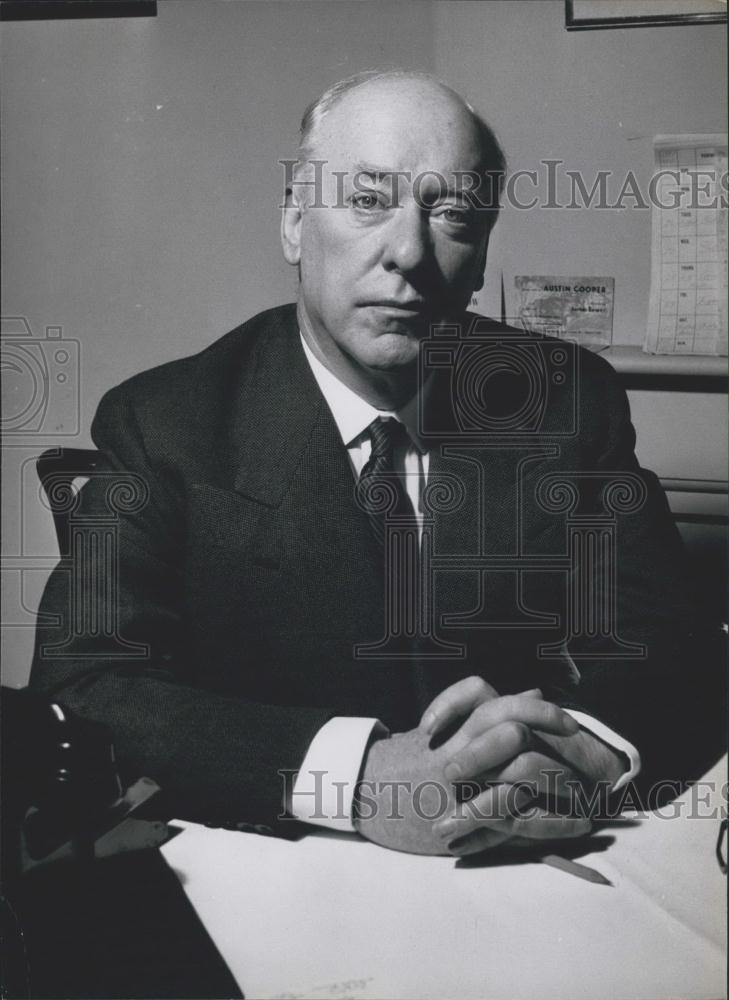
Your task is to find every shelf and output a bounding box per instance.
[601,345,727,391]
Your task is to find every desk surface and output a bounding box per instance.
[162,758,727,1000]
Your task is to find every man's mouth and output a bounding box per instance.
[361,299,427,314]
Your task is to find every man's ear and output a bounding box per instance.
[280,186,303,265]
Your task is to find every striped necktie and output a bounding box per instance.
[356,417,417,548]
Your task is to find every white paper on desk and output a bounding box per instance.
[644,134,728,356]
[162,759,726,1000]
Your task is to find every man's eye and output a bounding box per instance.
[350,192,384,211]
[438,206,471,225]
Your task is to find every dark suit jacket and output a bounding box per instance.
[30,304,722,832]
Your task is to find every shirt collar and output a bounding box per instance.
[300,333,428,453]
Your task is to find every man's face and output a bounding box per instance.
[282,78,492,376]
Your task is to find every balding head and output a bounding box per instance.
[280,70,506,406]
[299,70,504,184]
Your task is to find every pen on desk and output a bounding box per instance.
[540,853,613,886]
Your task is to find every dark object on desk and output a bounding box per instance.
[0,686,166,879]
[7,848,244,1000]
[0,688,243,999]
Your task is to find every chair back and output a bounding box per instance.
[36,448,101,555]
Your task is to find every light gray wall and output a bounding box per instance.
[1,0,435,686]
[2,0,435,428]
[433,0,727,343]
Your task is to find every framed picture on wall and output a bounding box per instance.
[565,0,726,30]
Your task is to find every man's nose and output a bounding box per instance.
[381,203,431,276]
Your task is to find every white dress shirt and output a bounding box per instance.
[291,334,640,830]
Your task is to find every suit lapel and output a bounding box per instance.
[229,304,383,614]
[231,305,322,506]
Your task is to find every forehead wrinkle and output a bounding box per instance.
[322,134,484,187]
[352,162,402,180]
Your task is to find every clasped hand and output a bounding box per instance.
[354,677,624,856]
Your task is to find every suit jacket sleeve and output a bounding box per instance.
[29,383,333,834]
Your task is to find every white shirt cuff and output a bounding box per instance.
[291,717,386,832]
[564,709,641,791]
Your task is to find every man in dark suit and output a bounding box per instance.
[30,71,721,857]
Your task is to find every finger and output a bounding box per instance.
[443,720,535,781]
[446,826,512,857]
[419,675,501,736]
[445,693,579,754]
[448,810,593,857]
[434,783,531,845]
[435,785,591,848]
[495,751,582,802]
[509,807,592,842]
